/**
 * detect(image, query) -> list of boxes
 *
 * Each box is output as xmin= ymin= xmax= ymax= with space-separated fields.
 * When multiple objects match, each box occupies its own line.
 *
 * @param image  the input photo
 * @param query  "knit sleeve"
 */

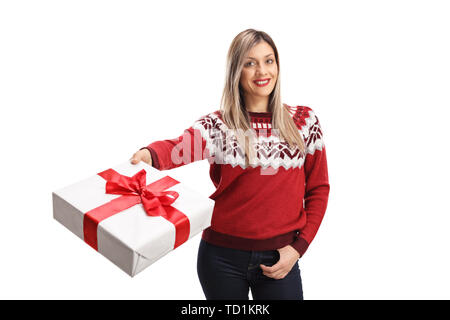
xmin=291 ymin=107 xmax=330 ymax=257
xmin=140 ymin=113 xmax=216 ymax=171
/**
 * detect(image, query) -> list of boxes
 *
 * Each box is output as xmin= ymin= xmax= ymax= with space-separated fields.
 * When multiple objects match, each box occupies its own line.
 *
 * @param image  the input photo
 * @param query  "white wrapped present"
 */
xmin=52 ymin=161 xmax=215 ymax=277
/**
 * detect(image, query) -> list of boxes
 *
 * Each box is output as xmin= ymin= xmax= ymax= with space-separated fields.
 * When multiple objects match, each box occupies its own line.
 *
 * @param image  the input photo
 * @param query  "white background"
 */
xmin=1 ymin=0 xmax=449 ymax=299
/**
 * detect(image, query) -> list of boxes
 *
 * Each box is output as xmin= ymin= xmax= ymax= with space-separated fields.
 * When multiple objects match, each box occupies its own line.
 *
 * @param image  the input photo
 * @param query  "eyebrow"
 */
xmin=246 ymin=53 xmax=274 ymax=60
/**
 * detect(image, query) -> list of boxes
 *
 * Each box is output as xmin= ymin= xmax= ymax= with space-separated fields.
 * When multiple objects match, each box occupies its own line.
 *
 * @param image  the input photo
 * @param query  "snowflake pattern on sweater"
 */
xmin=190 ymin=105 xmax=324 ymax=171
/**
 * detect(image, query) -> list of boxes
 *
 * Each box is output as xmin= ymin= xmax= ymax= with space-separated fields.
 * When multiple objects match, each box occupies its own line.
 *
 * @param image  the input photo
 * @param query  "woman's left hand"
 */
xmin=260 ymin=245 xmax=300 ymax=280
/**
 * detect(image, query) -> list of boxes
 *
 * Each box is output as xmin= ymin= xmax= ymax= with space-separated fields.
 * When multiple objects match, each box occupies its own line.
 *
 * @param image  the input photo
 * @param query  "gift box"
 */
xmin=52 ymin=161 xmax=215 ymax=277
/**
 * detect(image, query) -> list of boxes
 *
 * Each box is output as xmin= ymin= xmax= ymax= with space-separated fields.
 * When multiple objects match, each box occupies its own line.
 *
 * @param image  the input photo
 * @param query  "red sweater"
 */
xmin=142 ymin=105 xmax=329 ymax=257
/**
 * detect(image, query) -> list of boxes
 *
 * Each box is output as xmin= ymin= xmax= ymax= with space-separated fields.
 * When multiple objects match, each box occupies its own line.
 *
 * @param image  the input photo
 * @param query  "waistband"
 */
xmin=201 ymin=227 xmax=299 ymax=251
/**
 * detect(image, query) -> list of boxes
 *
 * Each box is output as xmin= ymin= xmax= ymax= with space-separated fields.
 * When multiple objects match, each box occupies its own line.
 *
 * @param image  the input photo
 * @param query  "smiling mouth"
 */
xmin=253 ymin=79 xmax=270 ymax=87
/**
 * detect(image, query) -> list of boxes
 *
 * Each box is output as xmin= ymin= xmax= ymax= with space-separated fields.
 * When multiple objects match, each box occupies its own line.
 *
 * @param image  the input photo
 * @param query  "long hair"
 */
xmin=220 ymin=28 xmax=306 ymax=167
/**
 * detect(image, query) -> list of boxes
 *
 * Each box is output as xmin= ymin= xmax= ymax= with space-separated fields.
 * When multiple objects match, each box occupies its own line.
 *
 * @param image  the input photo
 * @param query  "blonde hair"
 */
xmin=219 ymin=28 xmax=306 ymax=167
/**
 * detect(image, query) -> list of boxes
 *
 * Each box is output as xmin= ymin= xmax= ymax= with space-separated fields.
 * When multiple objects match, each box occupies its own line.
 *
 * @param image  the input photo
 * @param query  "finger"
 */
xmin=264 ymin=270 xmax=286 ymax=280
xmin=278 ymin=272 xmax=288 ymax=279
xmin=130 ymin=153 xmax=140 ymax=164
xmin=260 ymin=262 xmax=283 ymax=273
xmin=261 ymin=261 xmax=288 ymax=278
xmin=262 ymin=270 xmax=283 ymax=279
xmin=273 ymin=271 xmax=287 ymax=279
xmin=259 ymin=264 xmax=270 ymax=271
xmin=260 ymin=265 xmax=276 ymax=276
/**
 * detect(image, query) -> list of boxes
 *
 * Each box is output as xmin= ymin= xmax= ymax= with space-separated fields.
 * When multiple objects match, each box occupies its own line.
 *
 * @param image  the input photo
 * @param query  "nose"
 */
xmin=256 ymin=64 xmax=268 ymax=75
xmin=255 ymin=66 xmax=270 ymax=78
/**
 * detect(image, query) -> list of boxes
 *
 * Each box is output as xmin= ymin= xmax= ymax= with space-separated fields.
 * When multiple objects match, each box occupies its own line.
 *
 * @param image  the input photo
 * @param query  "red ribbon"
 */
xmin=83 ymin=168 xmax=190 ymax=251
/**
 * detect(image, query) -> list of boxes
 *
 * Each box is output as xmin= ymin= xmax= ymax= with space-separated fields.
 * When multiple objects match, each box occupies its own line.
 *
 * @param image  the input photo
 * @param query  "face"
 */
xmin=239 ymin=41 xmax=278 ymax=99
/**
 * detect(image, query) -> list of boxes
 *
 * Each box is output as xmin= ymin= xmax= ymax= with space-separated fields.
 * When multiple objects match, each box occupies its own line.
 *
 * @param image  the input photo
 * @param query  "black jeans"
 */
xmin=197 ymin=239 xmax=303 ymax=300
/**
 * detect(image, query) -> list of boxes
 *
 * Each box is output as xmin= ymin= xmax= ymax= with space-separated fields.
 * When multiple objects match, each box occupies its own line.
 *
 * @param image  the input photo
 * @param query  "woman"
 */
xmin=130 ymin=29 xmax=330 ymax=300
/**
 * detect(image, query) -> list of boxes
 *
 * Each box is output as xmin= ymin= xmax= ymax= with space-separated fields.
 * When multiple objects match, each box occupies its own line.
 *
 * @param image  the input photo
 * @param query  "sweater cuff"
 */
xmin=139 ymin=146 xmax=161 ymax=170
xmin=290 ymin=237 xmax=310 ymax=258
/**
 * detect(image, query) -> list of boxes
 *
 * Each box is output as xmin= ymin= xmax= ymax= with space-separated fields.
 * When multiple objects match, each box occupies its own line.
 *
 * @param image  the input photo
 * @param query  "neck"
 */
xmin=243 ymin=95 xmax=269 ymax=113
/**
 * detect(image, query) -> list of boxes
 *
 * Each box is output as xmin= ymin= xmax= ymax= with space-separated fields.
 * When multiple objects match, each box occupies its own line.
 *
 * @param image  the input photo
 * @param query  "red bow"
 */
xmin=83 ymin=168 xmax=190 ymax=251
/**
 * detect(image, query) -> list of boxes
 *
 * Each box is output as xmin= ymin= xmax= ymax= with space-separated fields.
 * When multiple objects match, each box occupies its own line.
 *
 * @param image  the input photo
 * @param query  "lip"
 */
xmin=253 ymin=78 xmax=271 ymax=87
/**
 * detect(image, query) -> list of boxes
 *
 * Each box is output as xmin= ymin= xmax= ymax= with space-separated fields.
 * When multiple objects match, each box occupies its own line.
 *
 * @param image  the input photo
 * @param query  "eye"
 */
xmin=267 ymin=58 xmax=274 ymax=64
xmin=245 ymin=61 xmax=255 ymax=67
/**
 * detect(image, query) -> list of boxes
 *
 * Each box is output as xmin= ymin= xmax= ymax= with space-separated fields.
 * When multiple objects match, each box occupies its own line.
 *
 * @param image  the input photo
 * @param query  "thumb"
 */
xmin=130 ymin=153 xmax=140 ymax=164
xmin=260 ymin=261 xmax=281 ymax=273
